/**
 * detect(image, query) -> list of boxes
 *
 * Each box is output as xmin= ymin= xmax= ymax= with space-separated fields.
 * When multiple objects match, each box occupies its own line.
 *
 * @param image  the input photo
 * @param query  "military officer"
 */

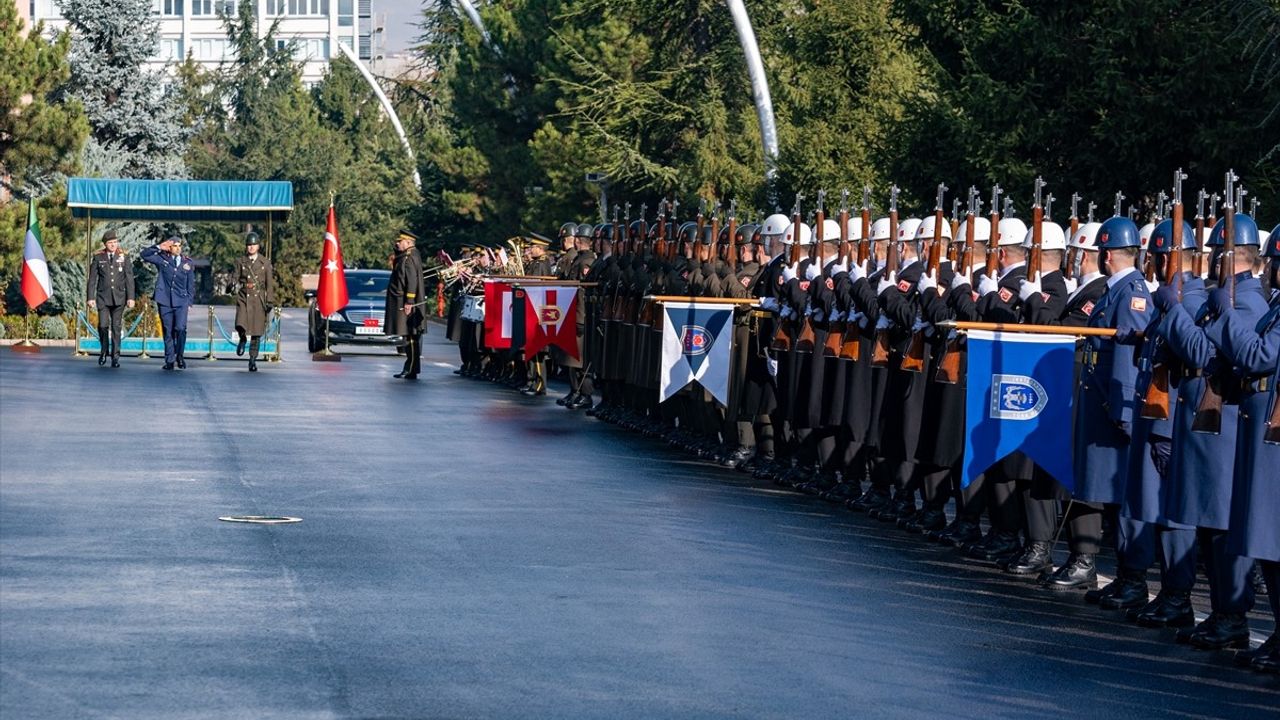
xmin=560 ymin=229 xmax=598 ymax=409
xmin=387 ymin=230 xmax=425 ymax=380
xmin=232 ymin=232 xmax=275 ymax=372
xmin=140 ymin=236 xmax=196 ymax=371
xmin=525 ymin=238 xmax=554 ymax=276
xmin=86 ymin=229 xmax=135 ymax=368
xmin=1152 ymin=212 xmax=1266 ymax=649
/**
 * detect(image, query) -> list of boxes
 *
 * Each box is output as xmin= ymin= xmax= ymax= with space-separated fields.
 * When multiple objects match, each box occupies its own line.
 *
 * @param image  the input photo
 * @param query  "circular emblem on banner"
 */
xmin=990 ymin=374 xmax=1048 ymax=420
xmin=681 ymin=325 xmax=711 ymax=355
xmin=539 ymin=305 xmax=561 ymax=325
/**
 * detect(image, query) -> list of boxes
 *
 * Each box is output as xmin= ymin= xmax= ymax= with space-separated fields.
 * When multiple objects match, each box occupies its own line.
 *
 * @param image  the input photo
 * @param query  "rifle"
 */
xmin=770 ymin=194 xmax=804 ymax=352
xmin=727 ymin=200 xmax=738 ymax=274
xmin=654 ymin=199 xmax=668 ymax=260
xmin=1141 ymin=168 xmax=1187 ymax=420
xmin=903 ymin=183 xmax=947 ymax=372
xmin=825 ymin=190 xmax=851 ymax=357
xmin=605 ymin=204 xmax=624 ymax=321
xmin=710 ymin=199 xmax=722 ymax=271
xmin=935 ymin=186 xmax=980 ymax=384
xmin=841 ymin=187 xmax=873 ymax=360
xmin=1029 ymin=177 xmax=1045 ymax=283
xmin=1193 ymin=171 xmax=1238 ymax=434
xmin=667 ymin=198 xmax=680 ymax=263
xmin=1192 ymin=190 xmax=1207 ymax=279
xmin=871 ymin=184 xmax=901 ymax=367
xmin=796 ymin=190 xmax=826 ymax=353
xmin=1065 ymin=193 xmax=1080 ymax=281
xmin=984 ymin=184 xmax=1004 ymax=284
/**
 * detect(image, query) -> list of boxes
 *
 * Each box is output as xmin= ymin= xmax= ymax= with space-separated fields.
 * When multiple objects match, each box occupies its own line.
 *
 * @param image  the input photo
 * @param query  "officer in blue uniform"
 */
xmin=1203 ymin=257 xmax=1280 ymax=672
xmin=1071 ymin=215 xmax=1154 ymax=605
xmin=1121 ymin=219 xmax=1206 ymax=627
xmin=1153 ymin=212 xmax=1267 ymax=650
xmin=140 ymin=236 xmax=197 ymax=371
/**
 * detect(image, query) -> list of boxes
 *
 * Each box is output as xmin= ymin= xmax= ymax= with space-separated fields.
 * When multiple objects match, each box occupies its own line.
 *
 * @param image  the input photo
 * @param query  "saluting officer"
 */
xmin=140 ymin=236 xmax=196 ymax=371
xmin=86 ymin=229 xmax=135 ymax=368
xmin=232 ymin=232 xmax=275 ymax=372
xmin=386 ymin=230 xmax=425 ymax=380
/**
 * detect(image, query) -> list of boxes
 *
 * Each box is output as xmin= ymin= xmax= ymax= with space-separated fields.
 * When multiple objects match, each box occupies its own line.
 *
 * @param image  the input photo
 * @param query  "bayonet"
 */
xmin=1114 ymin=191 xmax=1126 ymax=218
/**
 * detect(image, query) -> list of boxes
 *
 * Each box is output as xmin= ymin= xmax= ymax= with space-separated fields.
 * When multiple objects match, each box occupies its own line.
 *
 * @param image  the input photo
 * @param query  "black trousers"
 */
xmin=97 ymin=304 xmax=125 ymax=357
xmin=402 ymin=333 xmax=422 ymax=375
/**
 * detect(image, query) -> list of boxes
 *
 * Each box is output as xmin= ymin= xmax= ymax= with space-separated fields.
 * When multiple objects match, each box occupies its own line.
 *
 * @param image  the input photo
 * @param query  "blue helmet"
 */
xmin=1267 ymin=224 xmax=1280 ymax=258
xmin=1206 ymin=213 xmax=1259 ymax=247
xmin=1096 ymin=217 xmax=1141 ymax=249
xmin=1147 ymin=219 xmax=1195 ymax=254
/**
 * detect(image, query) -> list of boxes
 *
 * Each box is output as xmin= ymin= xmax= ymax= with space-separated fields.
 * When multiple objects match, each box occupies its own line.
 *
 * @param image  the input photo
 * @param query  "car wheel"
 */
xmin=307 ymin=314 xmax=324 ymax=353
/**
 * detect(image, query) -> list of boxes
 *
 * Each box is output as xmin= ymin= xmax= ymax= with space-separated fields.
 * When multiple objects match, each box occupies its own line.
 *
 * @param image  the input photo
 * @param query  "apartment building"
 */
xmin=25 ymin=0 xmax=384 ymax=85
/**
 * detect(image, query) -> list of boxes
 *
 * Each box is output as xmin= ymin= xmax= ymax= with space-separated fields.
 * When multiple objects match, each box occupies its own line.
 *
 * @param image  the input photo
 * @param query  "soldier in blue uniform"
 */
xmin=1203 ymin=254 xmax=1280 ymax=672
xmin=140 ymin=236 xmax=196 ymax=371
xmin=1070 ymin=215 xmax=1154 ymax=604
xmin=1152 ymin=212 xmax=1266 ymax=649
xmin=1119 ymin=219 xmax=1206 ymax=626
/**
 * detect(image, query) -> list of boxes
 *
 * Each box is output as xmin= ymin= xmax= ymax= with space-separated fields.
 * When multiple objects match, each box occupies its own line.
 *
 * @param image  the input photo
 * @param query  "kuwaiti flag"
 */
xmin=660 ymin=301 xmax=736 ymax=406
xmin=21 ymin=201 xmax=53 ymax=310
xmin=963 ymin=329 xmax=1077 ymax=491
xmin=482 ymin=279 xmax=515 ymax=349
xmin=521 ymin=285 xmax=579 ymax=361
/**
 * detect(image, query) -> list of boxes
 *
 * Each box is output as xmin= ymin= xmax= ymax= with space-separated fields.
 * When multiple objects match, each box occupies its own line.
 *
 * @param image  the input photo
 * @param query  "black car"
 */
xmin=306 ymin=269 xmax=402 ymax=352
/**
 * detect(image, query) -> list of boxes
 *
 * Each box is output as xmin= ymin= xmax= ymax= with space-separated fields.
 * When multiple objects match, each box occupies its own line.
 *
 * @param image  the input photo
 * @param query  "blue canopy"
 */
xmin=67 ymin=178 xmax=293 ymax=223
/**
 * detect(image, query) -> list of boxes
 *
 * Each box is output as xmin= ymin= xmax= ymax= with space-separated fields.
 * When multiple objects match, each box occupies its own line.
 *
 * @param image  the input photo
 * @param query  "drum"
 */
xmin=460 ymin=294 xmax=486 ymax=323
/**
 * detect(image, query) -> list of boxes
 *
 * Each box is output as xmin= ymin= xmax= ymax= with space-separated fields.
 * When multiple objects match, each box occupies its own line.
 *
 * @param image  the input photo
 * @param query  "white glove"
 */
xmin=848 ymin=261 xmax=867 ymax=283
xmin=977 ymin=274 xmax=999 ymax=297
xmin=917 ymin=273 xmax=937 ymax=295
xmin=833 ymin=310 xmax=847 ymax=322
xmin=1063 ymin=277 xmax=1079 ymax=294
xmin=805 ymin=263 xmax=821 ymax=281
xmin=950 ymin=270 xmax=972 ymax=291
xmin=877 ymin=274 xmax=896 ymax=296
xmin=779 ymin=305 xmax=794 ymax=320
xmin=1144 ymin=279 xmax=1159 ymax=293
xmin=782 ymin=263 xmax=798 ymax=282
xmin=766 ymin=355 xmax=779 ymax=377
xmin=811 ymin=310 xmax=825 ymax=322
xmin=759 ymin=297 xmax=779 ymax=312
xmin=831 ymin=261 xmax=849 ymax=275
xmin=1018 ymin=277 xmax=1042 ymax=301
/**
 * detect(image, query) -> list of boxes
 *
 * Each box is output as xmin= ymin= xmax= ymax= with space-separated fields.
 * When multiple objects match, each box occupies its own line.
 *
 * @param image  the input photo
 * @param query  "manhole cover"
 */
xmin=218 ymin=515 xmax=302 ymax=524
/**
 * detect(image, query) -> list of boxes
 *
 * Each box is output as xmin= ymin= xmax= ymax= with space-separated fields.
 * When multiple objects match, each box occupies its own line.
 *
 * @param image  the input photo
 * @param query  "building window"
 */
xmin=191 ymin=37 xmax=230 ymax=61
xmin=191 ymin=0 xmax=212 ymax=15
xmin=159 ymin=37 xmax=185 ymax=60
xmin=338 ymin=0 xmax=352 ymax=26
xmin=155 ymin=0 xmax=184 ymax=16
xmin=267 ymin=0 xmax=329 ymax=15
xmin=215 ymin=0 xmax=236 ymax=15
xmin=278 ymin=37 xmax=329 ymax=61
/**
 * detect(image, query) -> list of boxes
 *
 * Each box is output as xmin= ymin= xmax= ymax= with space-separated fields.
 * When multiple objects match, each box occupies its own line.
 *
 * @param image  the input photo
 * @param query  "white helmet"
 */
xmin=995 ymin=218 xmax=1028 ymax=247
xmin=1021 ymin=222 xmax=1067 ymax=251
xmin=1259 ymin=229 xmax=1271 ymax=247
xmin=870 ymin=218 xmax=893 ymax=241
xmin=956 ymin=216 xmax=992 ymax=244
xmin=897 ymin=218 xmax=923 ymax=243
xmin=1138 ymin=222 xmax=1156 ymax=250
xmin=916 ymin=215 xmax=953 ymax=241
xmin=843 ymin=216 xmax=865 ymax=241
xmin=1069 ymin=221 xmax=1102 ymax=251
xmin=783 ymin=222 xmax=813 ymax=246
xmin=820 ymin=218 xmax=842 ymax=243
xmin=761 ymin=213 xmax=791 ymax=237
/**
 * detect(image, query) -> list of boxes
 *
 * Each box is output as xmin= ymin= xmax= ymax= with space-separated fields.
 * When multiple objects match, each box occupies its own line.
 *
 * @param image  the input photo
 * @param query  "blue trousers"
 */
xmin=158 ymin=304 xmax=190 ymax=364
xmin=1200 ymin=527 xmax=1255 ymax=614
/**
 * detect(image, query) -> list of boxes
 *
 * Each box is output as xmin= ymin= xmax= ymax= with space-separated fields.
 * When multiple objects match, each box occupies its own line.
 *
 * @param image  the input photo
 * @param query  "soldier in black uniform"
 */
xmin=386 ymin=230 xmax=425 ymax=380
xmin=232 ymin=232 xmax=276 ymax=372
xmin=86 ymin=229 xmax=135 ymax=368
xmin=560 ymin=230 xmax=597 ymax=409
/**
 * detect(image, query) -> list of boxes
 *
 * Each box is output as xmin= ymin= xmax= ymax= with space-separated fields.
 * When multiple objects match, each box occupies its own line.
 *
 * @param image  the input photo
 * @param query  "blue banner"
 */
xmin=963 ymin=329 xmax=1078 ymax=491
xmin=660 ymin=301 xmax=735 ymax=406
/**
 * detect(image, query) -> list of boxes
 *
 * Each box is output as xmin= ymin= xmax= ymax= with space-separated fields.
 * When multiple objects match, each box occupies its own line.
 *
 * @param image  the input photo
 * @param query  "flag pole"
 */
xmin=13 ymin=307 xmax=40 ymax=353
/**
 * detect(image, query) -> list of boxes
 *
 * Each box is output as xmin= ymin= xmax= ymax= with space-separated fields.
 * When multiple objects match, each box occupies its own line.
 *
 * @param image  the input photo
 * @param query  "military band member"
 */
xmin=140 ymin=236 xmax=196 ymax=371
xmin=86 ymin=229 xmax=135 ymax=368
xmin=232 ymin=232 xmax=275 ymax=372
xmin=387 ymin=230 xmax=425 ymax=380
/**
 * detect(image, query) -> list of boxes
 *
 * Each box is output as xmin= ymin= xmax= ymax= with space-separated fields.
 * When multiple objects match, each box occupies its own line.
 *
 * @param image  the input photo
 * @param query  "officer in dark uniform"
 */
xmin=742 ymin=214 xmax=791 ymax=476
xmin=386 ymin=230 xmax=425 ymax=380
xmin=525 ymin=238 xmax=554 ymax=276
xmin=724 ymin=223 xmax=767 ymax=468
xmin=140 ymin=236 xmax=196 ymax=371
xmin=561 ymin=230 xmax=597 ymax=409
xmin=232 ymin=232 xmax=275 ymax=372
xmin=86 ymin=229 xmax=135 ymax=368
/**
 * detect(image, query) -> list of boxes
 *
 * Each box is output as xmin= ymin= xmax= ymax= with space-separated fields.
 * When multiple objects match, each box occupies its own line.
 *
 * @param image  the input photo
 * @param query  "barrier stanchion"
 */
xmin=139 ymin=301 xmax=151 ymax=359
xmin=206 ymin=306 xmax=216 ymax=360
xmin=270 ymin=307 xmax=283 ymax=362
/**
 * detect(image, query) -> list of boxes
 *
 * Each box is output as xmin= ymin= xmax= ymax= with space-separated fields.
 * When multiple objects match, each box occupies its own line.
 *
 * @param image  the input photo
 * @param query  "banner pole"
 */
xmin=941 ymin=321 xmax=1119 ymax=338
xmin=206 ymin=305 xmax=216 ymax=360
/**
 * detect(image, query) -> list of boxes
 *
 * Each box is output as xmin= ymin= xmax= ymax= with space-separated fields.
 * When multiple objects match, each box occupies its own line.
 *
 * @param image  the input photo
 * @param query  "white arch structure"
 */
xmin=725 ymin=0 xmax=779 ymax=185
xmin=335 ymin=41 xmax=422 ymax=190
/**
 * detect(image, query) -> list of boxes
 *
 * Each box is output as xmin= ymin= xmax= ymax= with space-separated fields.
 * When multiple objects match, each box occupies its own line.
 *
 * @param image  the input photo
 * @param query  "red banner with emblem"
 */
xmin=520 ymin=285 xmax=579 ymax=361
xmin=482 ymin=279 xmax=516 ymax=349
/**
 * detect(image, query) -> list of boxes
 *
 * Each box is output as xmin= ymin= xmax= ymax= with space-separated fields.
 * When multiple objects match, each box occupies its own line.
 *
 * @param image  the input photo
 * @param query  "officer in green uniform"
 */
xmin=86 ymin=229 xmax=135 ymax=368
xmin=232 ymin=232 xmax=276 ymax=372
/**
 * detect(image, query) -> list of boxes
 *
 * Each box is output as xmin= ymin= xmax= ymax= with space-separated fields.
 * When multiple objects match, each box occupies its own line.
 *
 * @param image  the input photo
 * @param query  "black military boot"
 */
xmin=1190 ymin=612 xmax=1251 ymax=650
xmin=1083 ymin=574 xmax=1123 ymax=604
xmin=968 ymin=530 xmax=1021 ymax=561
xmin=848 ymin=487 xmax=890 ymax=513
xmin=1234 ymin=633 xmax=1278 ymax=668
xmin=1251 ymin=641 xmax=1280 ymax=673
xmin=248 ymin=359 xmax=258 ymax=372
xmin=99 ymin=342 xmax=108 ymax=366
xmin=722 ymin=446 xmax=753 ymax=469
xmin=903 ymin=506 xmax=947 ymax=534
xmin=1099 ymin=569 xmax=1149 ymax=610
xmin=932 ymin=517 xmax=981 ymax=546
xmin=823 ymin=481 xmax=860 ymax=503
xmin=1044 ymin=553 xmax=1097 ymax=590
xmin=236 ymin=332 xmax=247 ymax=356
xmin=1005 ymin=541 xmax=1053 ymax=575
xmin=175 ymin=331 xmax=187 ymax=369
xmin=874 ymin=494 xmax=915 ymax=523
xmin=1134 ymin=589 xmax=1195 ymax=628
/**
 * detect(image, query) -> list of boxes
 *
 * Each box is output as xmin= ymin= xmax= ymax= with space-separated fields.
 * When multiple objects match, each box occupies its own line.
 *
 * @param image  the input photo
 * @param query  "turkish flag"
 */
xmin=317 ymin=205 xmax=348 ymax=317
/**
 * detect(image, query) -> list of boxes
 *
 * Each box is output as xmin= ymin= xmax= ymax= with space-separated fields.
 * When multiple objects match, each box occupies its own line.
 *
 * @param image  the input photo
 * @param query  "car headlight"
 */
xmin=326 ymin=312 xmax=344 ymax=321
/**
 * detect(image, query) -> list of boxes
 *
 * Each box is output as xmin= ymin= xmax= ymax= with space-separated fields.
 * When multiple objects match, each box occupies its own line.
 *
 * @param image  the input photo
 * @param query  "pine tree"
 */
xmin=0 ymin=2 xmax=89 ymax=197
xmin=60 ymin=0 xmax=188 ymax=181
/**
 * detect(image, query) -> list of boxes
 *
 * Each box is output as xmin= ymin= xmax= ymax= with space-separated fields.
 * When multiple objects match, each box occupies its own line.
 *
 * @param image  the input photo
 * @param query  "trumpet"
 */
xmin=423 ymin=253 xmax=482 ymax=283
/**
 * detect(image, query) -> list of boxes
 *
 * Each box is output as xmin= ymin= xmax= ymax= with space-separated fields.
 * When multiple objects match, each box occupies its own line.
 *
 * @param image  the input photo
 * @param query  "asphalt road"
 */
xmin=2 ymin=310 xmax=1276 ymax=719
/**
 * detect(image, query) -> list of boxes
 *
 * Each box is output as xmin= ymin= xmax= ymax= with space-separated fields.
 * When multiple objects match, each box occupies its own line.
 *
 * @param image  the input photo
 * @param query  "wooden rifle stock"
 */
xmin=1143 ymin=171 xmax=1188 ymax=420
xmin=1193 ymin=174 xmax=1236 ymax=434
xmin=903 ymin=186 xmax=947 ymax=372
xmin=841 ymin=196 xmax=872 ymax=360
xmin=796 ymin=194 xmax=825 ymax=353
xmin=826 ymin=196 xmax=850 ymax=357
xmin=872 ymin=186 xmax=900 ymax=367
